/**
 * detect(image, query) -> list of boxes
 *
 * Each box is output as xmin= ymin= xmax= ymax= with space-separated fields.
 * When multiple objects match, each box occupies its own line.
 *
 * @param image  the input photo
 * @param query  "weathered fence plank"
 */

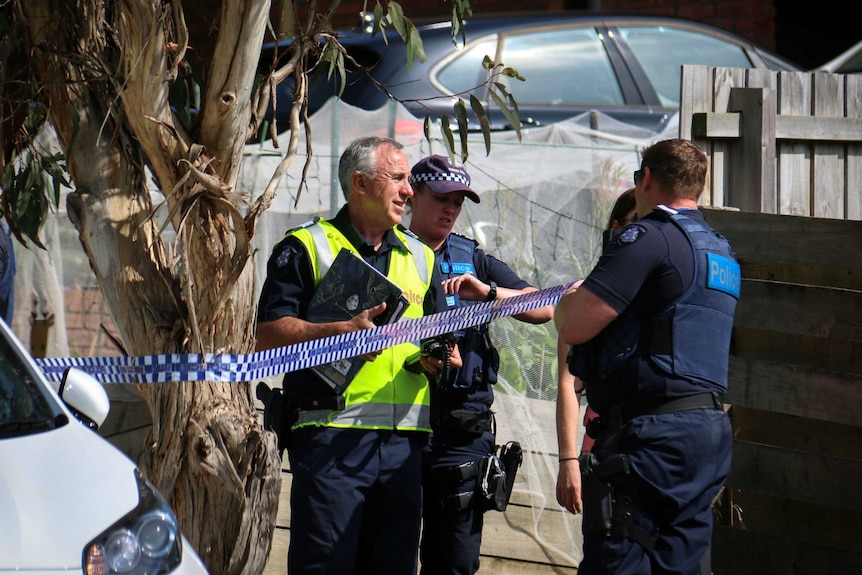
xmin=726 ymin=357 xmax=862 ymax=427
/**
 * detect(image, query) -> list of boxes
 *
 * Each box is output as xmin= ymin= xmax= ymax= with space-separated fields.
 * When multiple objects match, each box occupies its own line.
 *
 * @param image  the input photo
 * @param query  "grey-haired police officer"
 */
xmin=256 ymin=137 xmax=459 ymax=575
xmin=555 ymin=139 xmax=740 ymax=575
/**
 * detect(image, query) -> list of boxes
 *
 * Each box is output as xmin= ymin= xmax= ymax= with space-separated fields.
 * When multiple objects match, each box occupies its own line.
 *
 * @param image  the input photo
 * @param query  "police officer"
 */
xmin=256 ymin=137 xmax=460 ymax=575
xmin=408 ymin=155 xmax=553 ymax=575
xmin=555 ymin=139 xmax=740 ymax=575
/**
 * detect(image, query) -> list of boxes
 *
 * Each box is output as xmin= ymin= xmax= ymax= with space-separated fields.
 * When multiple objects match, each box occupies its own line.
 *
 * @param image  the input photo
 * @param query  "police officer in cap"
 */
xmin=408 ymin=154 xmax=553 ymax=574
xmin=555 ymin=139 xmax=740 ymax=574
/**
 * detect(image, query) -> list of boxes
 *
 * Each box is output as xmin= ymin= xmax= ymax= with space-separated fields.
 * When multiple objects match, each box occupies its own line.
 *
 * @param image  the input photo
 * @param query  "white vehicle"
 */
xmin=0 ymin=319 xmax=208 ymax=575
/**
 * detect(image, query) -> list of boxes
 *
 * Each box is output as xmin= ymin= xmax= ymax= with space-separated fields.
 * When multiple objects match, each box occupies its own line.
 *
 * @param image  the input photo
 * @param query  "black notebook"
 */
xmin=307 ymin=248 xmax=410 ymax=393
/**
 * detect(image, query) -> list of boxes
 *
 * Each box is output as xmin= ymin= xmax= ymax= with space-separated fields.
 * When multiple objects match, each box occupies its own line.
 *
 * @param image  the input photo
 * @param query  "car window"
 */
xmin=618 ymin=27 xmax=753 ymax=107
xmin=500 ymin=27 xmax=625 ymax=107
xmin=436 ymin=38 xmax=498 ymax=97
xmin=0 ymin=337 xmax=61 ymax=436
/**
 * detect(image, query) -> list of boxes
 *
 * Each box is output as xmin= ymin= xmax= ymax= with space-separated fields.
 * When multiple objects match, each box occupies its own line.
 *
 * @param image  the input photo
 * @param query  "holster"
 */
xmin=496 ymin=441 xmax=522 ymax=511
xmin=579 ymin=452 xmax=629 ymax=536
xmin=433 ymin=441 xmax=522 ymax=514
xmin=579 ymin=451 xmax=657 ymax=552
xmin=255 ymin=381 xmax=344 ymax=457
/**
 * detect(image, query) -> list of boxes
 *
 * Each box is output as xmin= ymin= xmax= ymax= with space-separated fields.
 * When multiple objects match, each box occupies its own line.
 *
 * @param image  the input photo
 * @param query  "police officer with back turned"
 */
xmin=555 ymin=139 xmax=740 ymax=575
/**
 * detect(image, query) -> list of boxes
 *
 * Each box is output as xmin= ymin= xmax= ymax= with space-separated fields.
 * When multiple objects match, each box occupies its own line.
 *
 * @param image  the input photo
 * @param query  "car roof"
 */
xmin=340 ymin=11 xmax=780 ymax=47
xmin=326 ymin=11 xmax=799 ymax=70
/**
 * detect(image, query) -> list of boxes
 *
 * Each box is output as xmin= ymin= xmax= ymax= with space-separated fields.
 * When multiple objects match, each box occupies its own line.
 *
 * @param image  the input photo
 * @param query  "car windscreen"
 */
xmin=0 ymin=335 xmax=65 ymax=438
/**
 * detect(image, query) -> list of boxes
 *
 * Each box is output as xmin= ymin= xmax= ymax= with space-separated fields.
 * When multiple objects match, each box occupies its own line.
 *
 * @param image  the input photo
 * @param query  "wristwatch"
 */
xmin=485 ymin=281 xmax=497 ymax=302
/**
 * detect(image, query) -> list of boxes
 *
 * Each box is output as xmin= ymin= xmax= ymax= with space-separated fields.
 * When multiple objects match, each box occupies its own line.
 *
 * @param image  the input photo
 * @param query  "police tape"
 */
xmin=34 ymin=282 xmax=572 ymax=384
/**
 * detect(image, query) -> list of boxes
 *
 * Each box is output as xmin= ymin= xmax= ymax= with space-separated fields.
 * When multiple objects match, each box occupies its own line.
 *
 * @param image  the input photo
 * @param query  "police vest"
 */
xmin=571 ymin=207 xmax=740 ymax=411
xmin=289 ymin=219 xmax=435 ymax=432
xmin=438 ymin=234 xmax=498 ymax=406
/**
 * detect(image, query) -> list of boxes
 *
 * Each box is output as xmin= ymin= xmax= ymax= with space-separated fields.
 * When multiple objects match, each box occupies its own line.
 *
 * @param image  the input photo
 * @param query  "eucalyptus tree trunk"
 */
xmin=17 ymin=1 xmax=281 ymax=573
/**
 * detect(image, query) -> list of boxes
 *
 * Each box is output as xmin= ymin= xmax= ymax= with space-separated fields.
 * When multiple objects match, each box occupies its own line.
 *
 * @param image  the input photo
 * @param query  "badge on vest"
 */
xmin=706 ymin=253 xmax=741 ymax=298
xmin=614 ymin=224 xmax=647 ymax=246
xmin=441 ymin=261 xmax=476 ymax=275
xmin=276 ymin=245 xmax=299 ymax=267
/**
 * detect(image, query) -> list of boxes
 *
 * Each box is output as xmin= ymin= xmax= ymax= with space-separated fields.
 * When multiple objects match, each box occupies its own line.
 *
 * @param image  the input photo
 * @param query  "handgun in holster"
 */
xmin=480 ymin=441 xmax=523 ymax=512
xmin=579 ymin=451 xmax=632 ymax=536
xmin=498 ymin=441 xmax=523 ymax=511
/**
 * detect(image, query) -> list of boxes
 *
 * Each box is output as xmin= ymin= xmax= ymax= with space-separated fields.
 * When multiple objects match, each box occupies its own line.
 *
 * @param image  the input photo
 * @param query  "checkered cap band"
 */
xmin=410 ymin=171 xmax=471 ymax=186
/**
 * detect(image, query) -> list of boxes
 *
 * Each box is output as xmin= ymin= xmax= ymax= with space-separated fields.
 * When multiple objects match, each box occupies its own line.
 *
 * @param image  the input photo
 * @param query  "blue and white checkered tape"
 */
xmin=34 ymin=283 xmax=572 ymax=384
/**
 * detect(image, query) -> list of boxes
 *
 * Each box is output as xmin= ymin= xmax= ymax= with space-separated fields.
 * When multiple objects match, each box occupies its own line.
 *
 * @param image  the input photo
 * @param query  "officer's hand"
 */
xmin=556 ymin=458 xmax=583 ymax=515
xmin=350 ymin=303 xmax=385 ymax=362
xmin=442 ymin=274 xmax=485 ymax=302
xmin=417 ymin=341 xmax=462 ymax=375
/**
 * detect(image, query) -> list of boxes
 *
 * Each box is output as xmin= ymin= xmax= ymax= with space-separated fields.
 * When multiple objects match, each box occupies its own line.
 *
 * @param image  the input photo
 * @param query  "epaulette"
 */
xmin=450 ymin=231 xmax=479 ymax=245
xmin=285 ymin=217 xmax=321 ymax=236
xmin=399 ymin=225 xmax=422 ymax=240
xmin=652 ymin=205 xmax=677 ymax=222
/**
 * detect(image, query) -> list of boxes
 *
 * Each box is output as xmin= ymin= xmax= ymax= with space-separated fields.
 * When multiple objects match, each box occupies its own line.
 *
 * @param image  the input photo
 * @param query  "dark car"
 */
xmin=262 ymin=12 xmax=800 ymax=133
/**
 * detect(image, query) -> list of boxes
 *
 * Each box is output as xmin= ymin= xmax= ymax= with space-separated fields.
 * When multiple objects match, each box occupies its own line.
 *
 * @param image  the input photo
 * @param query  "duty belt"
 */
xmin=621 ymin=392 xmax=722 ymax=421
xmin=435 ymin=409 xmax=493 ymax=434
xmin=587 ymin=392 xmax=722 ymax=439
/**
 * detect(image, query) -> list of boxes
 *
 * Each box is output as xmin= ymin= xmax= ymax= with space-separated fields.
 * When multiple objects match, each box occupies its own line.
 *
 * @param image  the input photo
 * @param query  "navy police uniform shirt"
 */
xmin=432 ymin=234 xmax=531 ymax=414
xmin=580 ymin=206 xmax=703 ymax=398
xmin=437 ymin=239 xmax=531 ymax=303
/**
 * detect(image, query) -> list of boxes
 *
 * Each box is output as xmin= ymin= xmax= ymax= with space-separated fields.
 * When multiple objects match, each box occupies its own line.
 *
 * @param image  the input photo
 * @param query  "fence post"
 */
xmin=727 ymin=87 xmax=777 ymax=213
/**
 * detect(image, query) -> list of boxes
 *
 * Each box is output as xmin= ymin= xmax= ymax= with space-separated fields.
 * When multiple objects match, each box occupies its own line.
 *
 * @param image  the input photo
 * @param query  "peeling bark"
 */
xmin=14 ymin=1 xmax=281 ymax=573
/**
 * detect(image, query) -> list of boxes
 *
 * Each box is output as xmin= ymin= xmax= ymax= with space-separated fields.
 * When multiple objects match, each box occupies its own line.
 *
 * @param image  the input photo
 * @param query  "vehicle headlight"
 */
xmin=84 ymin=469 xmax=184 ymax=575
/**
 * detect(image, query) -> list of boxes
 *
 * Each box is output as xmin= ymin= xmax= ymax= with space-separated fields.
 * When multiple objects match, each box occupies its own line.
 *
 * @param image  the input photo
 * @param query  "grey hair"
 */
xmin=338 ymin=137 xmax=404 ymax=200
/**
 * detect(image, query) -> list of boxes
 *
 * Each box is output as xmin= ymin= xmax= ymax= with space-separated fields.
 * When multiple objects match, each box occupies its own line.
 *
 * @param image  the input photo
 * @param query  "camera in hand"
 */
xmin=421 ymin=332 xmax=458 ymax=360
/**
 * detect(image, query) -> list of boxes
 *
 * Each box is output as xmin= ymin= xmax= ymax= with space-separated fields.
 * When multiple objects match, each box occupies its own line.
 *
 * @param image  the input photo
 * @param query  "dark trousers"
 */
xmin=420 ymin=431 xmax=495 ymax=575
xmin=288 ymin=426 xmax=425 ymax=575
xmin=579 ymin=408 xmax=732 ymax=575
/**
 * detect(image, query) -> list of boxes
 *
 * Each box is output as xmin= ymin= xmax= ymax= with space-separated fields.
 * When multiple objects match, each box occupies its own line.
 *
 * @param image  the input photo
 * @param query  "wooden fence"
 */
xmin=681 ymin=65 xmax=862 ymax=574
xmin=680 ymin=64 xmax=862 ymax=220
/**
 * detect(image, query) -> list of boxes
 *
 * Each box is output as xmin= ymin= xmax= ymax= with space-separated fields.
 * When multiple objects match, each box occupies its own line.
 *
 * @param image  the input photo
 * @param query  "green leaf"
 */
xmin=322 ymin=40 xmax=346 ymax=96
xmin=502 ymin=66 xmax=526 ymax=81
xmin=423 ymin=115 xmax=432 ymax=144
xmin=404 ymin=23 xmax=427 ymax=73
xmin=469 ymin=95 xmax=492 ymax=155
xmin=372 ymin=4 xmax=384 ymax=37
xmin=482 ymin=55 xmax=494 ymax=70
xmin=388 ymin=1 xmax=407 ymax=38
xmin=489 ymin=86 xmax=521 ymax=140
xmin=450 ymin=0 xmax=470 ymax=46
xmin=454 ymin=99 xmax=469 ymax=161
xmin=440 ymin=115 xmax=456 ymax=160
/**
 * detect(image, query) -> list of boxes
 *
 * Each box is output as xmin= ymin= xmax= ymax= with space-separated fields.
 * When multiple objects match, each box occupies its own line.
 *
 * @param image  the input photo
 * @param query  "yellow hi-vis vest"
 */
xmin=290 ymin=219 xmax=434 ymax=432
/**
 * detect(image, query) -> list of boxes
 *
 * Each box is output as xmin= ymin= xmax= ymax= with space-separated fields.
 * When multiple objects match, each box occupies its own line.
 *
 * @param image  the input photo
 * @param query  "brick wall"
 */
xmin=328 ymin=0 xmax=777 ymax=52
xmin=600 ymin=0 xmax=776 ymax=50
